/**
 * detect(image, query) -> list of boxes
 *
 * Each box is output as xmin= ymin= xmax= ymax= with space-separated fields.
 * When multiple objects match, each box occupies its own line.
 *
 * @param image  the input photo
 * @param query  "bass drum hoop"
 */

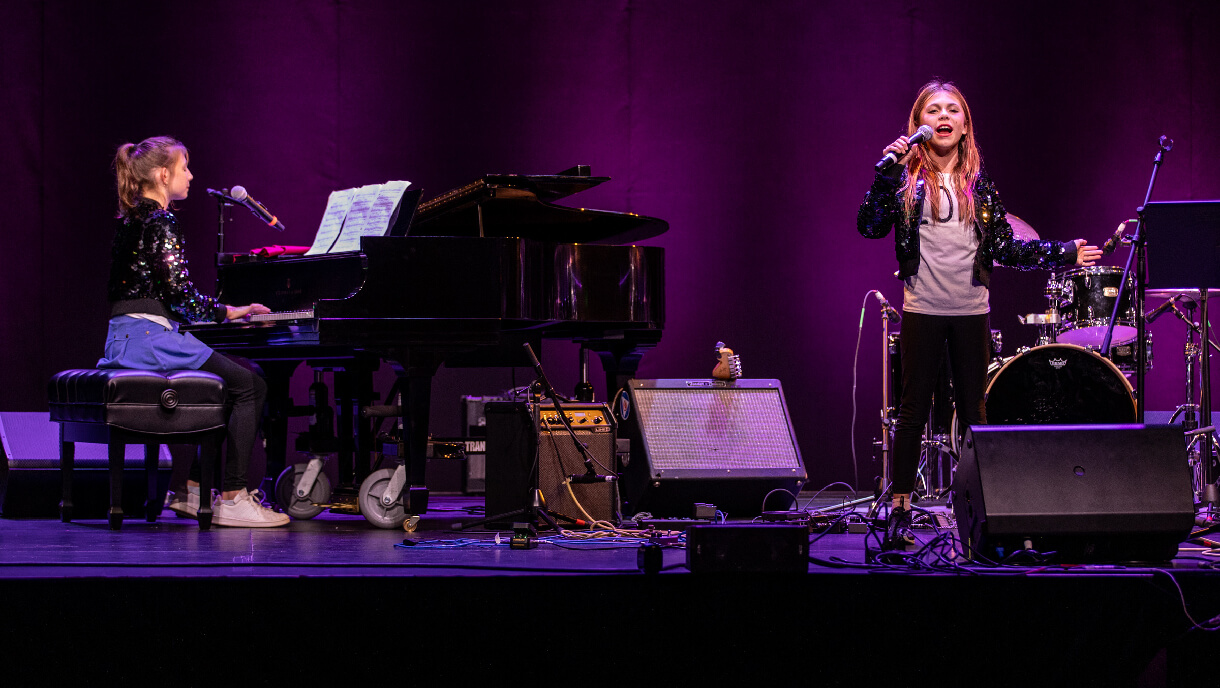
xmin=950 ymin=343 xmax=1135 ymax=455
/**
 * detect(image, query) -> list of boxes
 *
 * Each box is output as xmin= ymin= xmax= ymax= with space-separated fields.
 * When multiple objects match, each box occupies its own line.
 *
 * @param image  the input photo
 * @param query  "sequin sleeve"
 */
xmin=857 ymin=168 xmax=904 ymax=239
xmin=979 ymin=175 xmax=1078 ymax=270
xmin=146 ymin=210 xmax=227 ymax=323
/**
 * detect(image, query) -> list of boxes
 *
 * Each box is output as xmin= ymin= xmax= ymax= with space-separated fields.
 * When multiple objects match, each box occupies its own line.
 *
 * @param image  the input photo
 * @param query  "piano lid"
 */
xmin=413 ymin=167 xmax=668 ymax=245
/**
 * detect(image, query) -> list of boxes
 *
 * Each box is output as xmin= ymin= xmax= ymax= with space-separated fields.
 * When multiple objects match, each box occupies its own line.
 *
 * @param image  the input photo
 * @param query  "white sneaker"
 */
xmin=212 ymin=489 xmax=290 ymax=528
xmin=166 ymin=487 xmax=201 ymax=519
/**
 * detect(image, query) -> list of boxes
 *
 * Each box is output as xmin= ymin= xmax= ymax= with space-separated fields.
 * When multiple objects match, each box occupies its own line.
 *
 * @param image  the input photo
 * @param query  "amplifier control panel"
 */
xmin=539 ymin=404 xmax=613 ymax=430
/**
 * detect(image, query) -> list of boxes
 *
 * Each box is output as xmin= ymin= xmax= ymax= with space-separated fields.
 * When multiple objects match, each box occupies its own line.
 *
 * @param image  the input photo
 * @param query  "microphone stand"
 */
xmin=1099 ymin=136 xmax=1173 ymax=422
xmin=866 ymin=294 xmax=900 ymax=520
xmin=207 ymin=188 xmax=237 ymax=256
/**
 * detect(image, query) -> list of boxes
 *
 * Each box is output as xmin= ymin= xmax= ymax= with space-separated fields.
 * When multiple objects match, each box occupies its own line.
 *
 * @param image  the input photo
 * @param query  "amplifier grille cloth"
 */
xmin=632 ymin=388 xmax=800 ymax=470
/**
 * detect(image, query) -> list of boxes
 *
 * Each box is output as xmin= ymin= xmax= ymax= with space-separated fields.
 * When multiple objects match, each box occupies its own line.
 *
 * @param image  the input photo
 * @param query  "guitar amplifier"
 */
xmin=484 ymin=401 xmax=620 ymax=527
xmin=616 ymin=379 xmax=806 ymax=516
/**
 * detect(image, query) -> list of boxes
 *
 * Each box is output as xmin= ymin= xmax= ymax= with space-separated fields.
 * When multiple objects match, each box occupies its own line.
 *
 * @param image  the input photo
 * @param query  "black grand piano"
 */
xmin=184 ymin=168 xmax=666 ymax=527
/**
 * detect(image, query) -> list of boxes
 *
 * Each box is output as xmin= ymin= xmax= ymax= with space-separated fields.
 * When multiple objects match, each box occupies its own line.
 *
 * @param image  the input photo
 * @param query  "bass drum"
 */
xmin=951 ymin=343 xmax=1136 ymax=454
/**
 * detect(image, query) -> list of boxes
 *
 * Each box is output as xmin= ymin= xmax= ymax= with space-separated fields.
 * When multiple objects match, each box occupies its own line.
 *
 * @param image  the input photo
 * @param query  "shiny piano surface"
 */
xmin=185 ymin=170 xmax=666 ymax=519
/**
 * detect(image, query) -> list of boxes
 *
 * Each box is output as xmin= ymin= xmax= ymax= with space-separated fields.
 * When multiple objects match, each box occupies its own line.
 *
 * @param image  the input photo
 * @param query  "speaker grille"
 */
xmin=631 ymin=387 xmax=801 ymax=471
xmin=537 ymin=429 xmax=618 ymax=523
xmin=1 ymin=412 xmax=171 ymax=469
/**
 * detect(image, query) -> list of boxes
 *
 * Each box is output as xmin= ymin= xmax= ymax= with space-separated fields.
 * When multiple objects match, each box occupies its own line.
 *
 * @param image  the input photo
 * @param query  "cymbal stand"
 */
xmin=1165 ymin=299 xmax=1220 ymax=500
xmin=914 ymin=348 xmax=955 ymax=504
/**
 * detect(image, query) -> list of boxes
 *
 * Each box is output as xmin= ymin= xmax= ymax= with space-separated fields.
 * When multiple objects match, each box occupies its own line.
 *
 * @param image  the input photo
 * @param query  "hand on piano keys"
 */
xmin=225 ymin=303 xmax=271 ymax=322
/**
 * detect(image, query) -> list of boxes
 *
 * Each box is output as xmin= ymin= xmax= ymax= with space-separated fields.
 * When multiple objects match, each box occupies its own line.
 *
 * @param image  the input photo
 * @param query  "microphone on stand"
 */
xmin=1145 ymin=294 xmax=1184 ymax=324
xmin=876 ymin=125 xmax=935 ymax=171
xmin=230 ymin=186 xmax=286 ymax=231
xmin=873 ymin=291 xmax=902 ymax=324
xmin=1101 ymin=219 xmax=1139 ymax=255
xmin=206 ymin=188 xmax=239 ymax=203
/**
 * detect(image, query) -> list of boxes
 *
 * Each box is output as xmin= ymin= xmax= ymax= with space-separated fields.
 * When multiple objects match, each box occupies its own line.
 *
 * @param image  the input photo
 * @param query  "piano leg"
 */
xmin=332 ymin=358 xmax=378 ymax=490
xmin=258 ymin=360 xmax=301 ymax=496
xmin=333 ymin=370 xmax=355 ymax=489
xmin=385 ymin=356 xmax=439 ymax=516
xmin=399 ymin=373 xmax=431 ymax=514
xmin=353 ymin=368 xmax=377 ymax=486
xmin=586 ymin=332 xmax=663 ymax=401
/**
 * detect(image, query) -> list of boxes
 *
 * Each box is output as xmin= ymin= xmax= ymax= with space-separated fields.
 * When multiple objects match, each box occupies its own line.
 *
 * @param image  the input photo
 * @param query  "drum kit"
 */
xmin=879 ymin=244 xmax=1218 ymax=503
xmin=869 ymin=139 xmax=1220 ymax=509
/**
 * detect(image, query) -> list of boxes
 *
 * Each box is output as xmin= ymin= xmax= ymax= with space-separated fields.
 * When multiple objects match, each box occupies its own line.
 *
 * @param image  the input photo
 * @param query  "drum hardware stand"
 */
xmin=914 ymin=432 xmax=954 ymax=504
xmin=867 ymin=293 xmax=900 ymax=520
xmin=1018 ymin=278 xmax=1062 ymax=346
xmin=1161 ymin=297 xmax=1220 ymax=502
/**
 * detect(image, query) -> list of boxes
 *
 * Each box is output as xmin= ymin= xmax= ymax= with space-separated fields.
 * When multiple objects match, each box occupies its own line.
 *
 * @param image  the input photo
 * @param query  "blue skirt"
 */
xmin=97 ymin=316 xmax=214 ymax=371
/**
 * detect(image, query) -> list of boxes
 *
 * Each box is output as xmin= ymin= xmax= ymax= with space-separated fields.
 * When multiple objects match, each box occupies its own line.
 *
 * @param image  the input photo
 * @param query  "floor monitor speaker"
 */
xmin=953 ymin=424 xmax=1195 ymax=563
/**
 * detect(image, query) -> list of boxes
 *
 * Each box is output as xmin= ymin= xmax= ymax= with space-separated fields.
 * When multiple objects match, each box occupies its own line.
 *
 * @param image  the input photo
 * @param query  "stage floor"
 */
xmin=2 ymin=493 xmax=1219 ymax=686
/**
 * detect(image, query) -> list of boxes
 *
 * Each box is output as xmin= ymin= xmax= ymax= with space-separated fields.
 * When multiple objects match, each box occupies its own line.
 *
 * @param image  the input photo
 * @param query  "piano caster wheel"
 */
xmin=274 ymin=464 xmax=331 ymax=520
xmin=358 ymin=468 xmax=409 ymax=530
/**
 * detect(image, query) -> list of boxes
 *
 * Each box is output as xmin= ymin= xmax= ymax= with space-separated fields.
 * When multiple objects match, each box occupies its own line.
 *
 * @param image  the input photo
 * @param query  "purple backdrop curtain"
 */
xmin=3 ymin=0 xmax=1217 ymax=490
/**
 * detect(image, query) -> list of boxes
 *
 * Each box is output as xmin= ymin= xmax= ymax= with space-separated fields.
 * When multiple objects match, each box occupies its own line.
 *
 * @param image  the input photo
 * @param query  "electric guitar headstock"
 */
xmin=712 ymin=341 xmax=743 ymax=380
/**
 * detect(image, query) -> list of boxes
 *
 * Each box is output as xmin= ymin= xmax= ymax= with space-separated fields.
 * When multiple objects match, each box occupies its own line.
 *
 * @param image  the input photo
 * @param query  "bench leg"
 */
xmin=107 ymin=441 xmax=125 ymax=530
xmin=59 ymin=426 xmax=74 ymax=523
xmin=144 ymin=444 xmax=160 ymax=522
xmin=197 ymin=434 xmax=218 ymax=531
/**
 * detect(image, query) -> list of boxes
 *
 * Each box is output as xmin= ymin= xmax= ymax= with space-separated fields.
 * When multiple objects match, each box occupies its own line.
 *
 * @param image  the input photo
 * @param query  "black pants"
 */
xmin=186 ymin=352 xmax=268 ymax=493
xmin=892 ymin=311 xmax=990 ymax=495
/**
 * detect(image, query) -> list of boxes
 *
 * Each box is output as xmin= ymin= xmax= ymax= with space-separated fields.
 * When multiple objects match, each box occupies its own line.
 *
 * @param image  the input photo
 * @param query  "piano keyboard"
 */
xmin=248 ymin=309 xmax=314 ymax=322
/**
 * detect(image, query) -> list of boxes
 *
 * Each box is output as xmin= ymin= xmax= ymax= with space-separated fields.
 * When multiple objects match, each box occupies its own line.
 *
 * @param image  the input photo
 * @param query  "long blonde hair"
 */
xmin=113 ymin=136 xmax=188 ymax=218
xmin=900 ymin=80 xmax=982 ymax=224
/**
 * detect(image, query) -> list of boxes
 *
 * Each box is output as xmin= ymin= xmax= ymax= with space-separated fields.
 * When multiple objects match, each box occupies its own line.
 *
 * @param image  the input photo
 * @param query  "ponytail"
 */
xmin=113 ymin=136 xmax=188 ymax=218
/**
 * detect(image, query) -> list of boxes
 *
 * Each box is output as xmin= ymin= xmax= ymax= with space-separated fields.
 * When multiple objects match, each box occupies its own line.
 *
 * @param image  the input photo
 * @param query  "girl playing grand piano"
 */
xmin=101 ymin=135 xmax=288 ymax=527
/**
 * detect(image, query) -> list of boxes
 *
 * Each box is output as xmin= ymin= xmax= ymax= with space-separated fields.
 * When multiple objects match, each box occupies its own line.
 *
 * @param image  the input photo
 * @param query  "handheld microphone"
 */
xmin=229 ymin=186 xmax=286 ymax=231
xmin=1146 ymin=294 xmax=1184 ymax=323
xmin=876 ymin=125 xmax=934 ymax=171
xmin=873 ymin=291 xmax=902 ymax=324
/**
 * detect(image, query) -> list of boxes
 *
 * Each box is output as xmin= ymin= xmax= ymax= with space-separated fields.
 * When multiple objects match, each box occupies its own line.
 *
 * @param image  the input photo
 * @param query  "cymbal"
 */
xmin=1008 ymin=214 xmax=1039 ymax=242
xmin=1146 ymin=288 xmax=1220 ymax=298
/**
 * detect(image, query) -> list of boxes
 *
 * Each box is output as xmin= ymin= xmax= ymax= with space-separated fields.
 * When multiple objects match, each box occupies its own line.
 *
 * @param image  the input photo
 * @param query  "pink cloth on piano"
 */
xmin=250 ymin=245 xmax=310 ymax=257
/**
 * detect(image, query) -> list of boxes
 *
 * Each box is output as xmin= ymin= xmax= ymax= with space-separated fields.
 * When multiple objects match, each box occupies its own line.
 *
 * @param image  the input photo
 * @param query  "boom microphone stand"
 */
xmin=1099 ymin=135 xmax=1173 ymax=421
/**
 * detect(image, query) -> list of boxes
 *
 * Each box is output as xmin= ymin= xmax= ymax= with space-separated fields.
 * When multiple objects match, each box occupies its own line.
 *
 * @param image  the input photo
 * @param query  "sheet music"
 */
xmin=328 ymin=181 xmax=411 ymax=253
xmin=373 ymin=180 xmax=411 ymax=235
xmin=306 ymin=188 xmax=357 ymax=255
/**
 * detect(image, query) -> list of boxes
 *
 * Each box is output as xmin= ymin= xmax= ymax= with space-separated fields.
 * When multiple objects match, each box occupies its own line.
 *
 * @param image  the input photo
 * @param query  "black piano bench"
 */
xmin=48 ymin=369 xmax=227 ymax=530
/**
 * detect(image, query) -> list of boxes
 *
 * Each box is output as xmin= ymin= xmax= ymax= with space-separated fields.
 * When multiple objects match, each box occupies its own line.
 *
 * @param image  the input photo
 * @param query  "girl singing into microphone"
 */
xmin=102 ymin=135 xmax=288 ymax=527
xmin=857 ymin=81 xmax=1103 ymax=550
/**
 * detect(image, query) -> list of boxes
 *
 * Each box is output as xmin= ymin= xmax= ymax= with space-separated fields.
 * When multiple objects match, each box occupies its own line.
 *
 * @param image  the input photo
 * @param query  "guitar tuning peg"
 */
xmin=712 ymin=342 xmax=742 ymax=381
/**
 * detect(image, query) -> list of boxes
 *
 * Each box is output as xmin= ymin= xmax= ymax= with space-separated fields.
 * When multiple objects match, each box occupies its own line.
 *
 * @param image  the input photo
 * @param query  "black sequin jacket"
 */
xmin=107 ymin=197 xmax=226 ymax=324
xmin=856 ymin=167 xmax=1077 ymax=287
